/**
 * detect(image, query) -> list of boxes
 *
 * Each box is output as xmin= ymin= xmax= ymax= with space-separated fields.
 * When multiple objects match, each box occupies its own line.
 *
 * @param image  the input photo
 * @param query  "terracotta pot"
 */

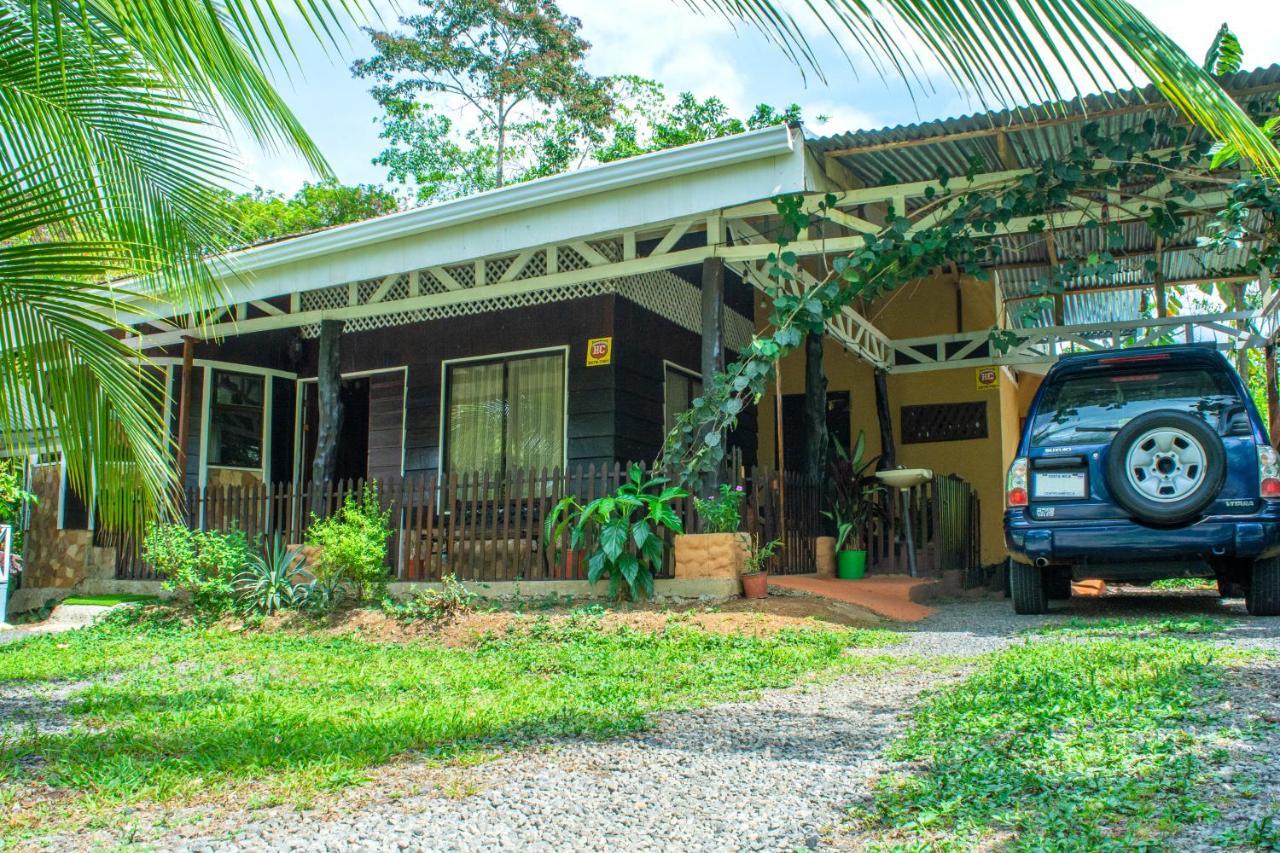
xmin=741 ymin=571 xmax=768 ymax=599
xmin=815 ymin=536 xmax=837 ymax=577
xmin=557 ymin=549 xmax=587 ymax=580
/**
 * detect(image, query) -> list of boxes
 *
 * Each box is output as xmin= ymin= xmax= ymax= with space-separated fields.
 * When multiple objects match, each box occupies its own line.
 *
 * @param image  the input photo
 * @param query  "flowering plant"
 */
xmin=693 ymin=483 xmax=744 ymax=533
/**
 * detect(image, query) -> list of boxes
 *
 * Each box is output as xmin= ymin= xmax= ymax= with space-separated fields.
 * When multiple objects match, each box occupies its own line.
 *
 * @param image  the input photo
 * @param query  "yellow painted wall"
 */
xmin=755 ymin=274 xmax=1039 ymax=566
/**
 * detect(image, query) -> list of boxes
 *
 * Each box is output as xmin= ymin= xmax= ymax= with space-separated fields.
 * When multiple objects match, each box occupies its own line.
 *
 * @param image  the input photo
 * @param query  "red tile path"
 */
xmin=768 ymin=573 xmax=939 ymax=622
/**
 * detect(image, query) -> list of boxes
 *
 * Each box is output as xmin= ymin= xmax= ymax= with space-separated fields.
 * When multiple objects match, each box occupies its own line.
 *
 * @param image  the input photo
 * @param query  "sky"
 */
xmin=238 ymin=0 xmax=1280 ymax=195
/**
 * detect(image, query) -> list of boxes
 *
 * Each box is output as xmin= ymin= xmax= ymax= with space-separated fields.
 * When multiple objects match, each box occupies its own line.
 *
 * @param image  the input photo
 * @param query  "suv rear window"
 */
xmin=1031 ymin=366 xmax=1240 ymax=446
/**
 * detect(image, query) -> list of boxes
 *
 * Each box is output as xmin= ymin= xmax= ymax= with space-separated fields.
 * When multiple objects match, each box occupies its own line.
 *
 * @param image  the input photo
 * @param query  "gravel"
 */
xmin=14 ymin=589 xmax=1280 ymax=852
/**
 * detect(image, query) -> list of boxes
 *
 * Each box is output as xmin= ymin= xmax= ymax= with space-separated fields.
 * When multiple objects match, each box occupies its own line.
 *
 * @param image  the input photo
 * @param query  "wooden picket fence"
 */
xmin=112 ymin=463 xmax=827 ymax=582
xmin=863 ymin=474 xmax=981 ymax=577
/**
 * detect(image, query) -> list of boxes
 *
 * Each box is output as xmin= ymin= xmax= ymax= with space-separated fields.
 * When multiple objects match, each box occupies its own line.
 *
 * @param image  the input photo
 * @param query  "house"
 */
xmin=11 ymin=65 xmax=1280 ymax=604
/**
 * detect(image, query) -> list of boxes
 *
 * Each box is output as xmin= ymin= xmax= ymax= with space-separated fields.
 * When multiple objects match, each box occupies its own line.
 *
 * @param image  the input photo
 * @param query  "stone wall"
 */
xmin=17 ymin=464 xmax=115 ymax=592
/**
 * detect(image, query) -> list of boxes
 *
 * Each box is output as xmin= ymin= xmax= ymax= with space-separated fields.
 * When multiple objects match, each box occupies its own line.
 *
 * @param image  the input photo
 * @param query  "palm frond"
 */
xmin=687 ymin=0 xmax=1280 ymax=175
xmin=1203 ymin=24 xmax=1242 ymax=77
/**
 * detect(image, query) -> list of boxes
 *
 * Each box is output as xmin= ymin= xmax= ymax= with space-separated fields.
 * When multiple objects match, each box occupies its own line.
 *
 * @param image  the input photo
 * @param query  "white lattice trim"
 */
xmin=299 ymin=267 xmax=752 ymax=351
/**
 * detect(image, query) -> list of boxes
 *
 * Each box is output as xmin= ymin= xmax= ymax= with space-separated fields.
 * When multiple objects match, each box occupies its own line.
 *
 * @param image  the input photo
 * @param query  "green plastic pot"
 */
xmin=836 ymin=550 xmax=867 ymax=580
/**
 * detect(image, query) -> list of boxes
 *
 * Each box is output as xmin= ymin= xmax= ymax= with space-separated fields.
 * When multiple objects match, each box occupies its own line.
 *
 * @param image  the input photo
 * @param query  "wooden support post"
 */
xmin=310 ymin=320 xmax=344 ymax=492
xmin=1231 ymin=282 xmax=1249 ymax=379
xmin=174 ymin=335 xmax=196 ymax=508
xmin=1154 ymin=237 xmax=1168 ymax=318
xmin=802 ymin=330 xmax=828 ymax=481
xmin=701 ymin=257 xmax=725 ymax=485
xmin=873 ymin=368 xmax=896 ymax=470
xmin=1267 ymin=344 xmax=1279 ymax=447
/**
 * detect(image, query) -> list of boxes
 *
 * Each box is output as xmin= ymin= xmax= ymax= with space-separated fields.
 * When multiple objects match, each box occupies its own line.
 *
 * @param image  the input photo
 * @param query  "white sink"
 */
xmin=876 ymin=468 xmax=934 ymax=489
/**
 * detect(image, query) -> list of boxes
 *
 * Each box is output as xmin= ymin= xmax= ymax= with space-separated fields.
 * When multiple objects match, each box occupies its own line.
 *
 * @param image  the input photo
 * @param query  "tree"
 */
xmin=224 ymin=180 xmax=401 ymax=246
xmin=353 ymin=0 xmax=613 ymax=203
xmin=0 ymin=0 xmax=366 ymax=531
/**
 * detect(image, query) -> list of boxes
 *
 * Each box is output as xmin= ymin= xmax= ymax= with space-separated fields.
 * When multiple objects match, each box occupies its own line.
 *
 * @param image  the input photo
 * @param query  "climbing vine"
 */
xmin=658 ymin=115 xmax=1280 ymax=488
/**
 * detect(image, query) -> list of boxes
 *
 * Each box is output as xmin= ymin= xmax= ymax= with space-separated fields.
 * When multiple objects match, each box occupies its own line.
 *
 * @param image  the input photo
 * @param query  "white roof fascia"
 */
xmin=191 ymin=124 xmax=804 ymax=309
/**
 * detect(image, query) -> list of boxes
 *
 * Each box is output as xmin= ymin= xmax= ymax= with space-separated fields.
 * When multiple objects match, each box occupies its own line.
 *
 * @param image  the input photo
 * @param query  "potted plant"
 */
xmin=740 ymin=536 xmax=781 ymax=599
xmin=674 ymin=483 xmax=750 ymax=580
xmin=823 ymin=432 xmax=884 ymax=580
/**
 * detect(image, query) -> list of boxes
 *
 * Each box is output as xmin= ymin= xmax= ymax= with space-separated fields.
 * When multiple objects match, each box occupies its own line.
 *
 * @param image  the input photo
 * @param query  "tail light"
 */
xmin=1007 ymin=457 xmax=1029 ymax=507
xmin=1259 ymin=446 xmax=1280 ymax=498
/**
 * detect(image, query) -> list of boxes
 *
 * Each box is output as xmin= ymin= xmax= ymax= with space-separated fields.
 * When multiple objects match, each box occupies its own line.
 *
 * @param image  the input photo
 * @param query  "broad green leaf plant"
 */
xmin=0 ymin=0 xmax=368 ymax=533
xmin=545 ymin=465 xmax=686 ymax=600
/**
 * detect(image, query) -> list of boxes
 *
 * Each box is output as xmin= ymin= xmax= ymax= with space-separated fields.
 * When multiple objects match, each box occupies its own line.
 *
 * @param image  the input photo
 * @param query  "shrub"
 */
xmin=693 ymin=483 xmax=743 ymax=533
xmin=305 ymin=488 xmax=392 ymax=601
xmin=386 ymin=574 xmax=478 ymax=622
xmin=234 ymin=535 xmax=310 ymax=616
xmin=142 ymin=523 xmax=250 ymax=614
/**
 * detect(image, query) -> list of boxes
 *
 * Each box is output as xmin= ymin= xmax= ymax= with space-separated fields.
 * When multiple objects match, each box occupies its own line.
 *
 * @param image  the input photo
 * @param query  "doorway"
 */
xmin=299 ymin=377 xmax=370 ymax=482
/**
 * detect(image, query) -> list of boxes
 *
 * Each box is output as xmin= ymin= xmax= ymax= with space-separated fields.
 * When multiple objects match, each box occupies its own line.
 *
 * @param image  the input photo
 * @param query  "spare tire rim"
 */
xmin=1124 ymin=427 xmax=1208 ymax=502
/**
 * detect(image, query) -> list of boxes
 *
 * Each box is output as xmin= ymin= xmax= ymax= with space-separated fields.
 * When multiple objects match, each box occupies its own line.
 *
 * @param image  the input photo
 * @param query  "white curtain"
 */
xmin=446 ymin=353 xmax=563 ymax=474
xmin=446 ymin=361 xmax=504 ymax=474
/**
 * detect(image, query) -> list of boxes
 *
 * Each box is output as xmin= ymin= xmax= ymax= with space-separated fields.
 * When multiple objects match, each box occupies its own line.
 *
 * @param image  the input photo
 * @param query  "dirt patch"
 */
xmin=247 ymin=595 xmax=882 ymax=647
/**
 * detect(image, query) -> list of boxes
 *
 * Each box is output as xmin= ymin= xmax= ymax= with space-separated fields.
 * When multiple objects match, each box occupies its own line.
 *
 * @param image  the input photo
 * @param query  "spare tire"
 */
xmin=1104 ymin=410 xmax=1225 ymax=525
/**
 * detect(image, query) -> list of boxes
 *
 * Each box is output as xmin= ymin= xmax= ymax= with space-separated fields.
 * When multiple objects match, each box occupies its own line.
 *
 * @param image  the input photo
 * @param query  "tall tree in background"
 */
xmin=353 ymin=0 xmax=613 ymax=203
xmin=224 ymin=180 xmax=401 ymax=246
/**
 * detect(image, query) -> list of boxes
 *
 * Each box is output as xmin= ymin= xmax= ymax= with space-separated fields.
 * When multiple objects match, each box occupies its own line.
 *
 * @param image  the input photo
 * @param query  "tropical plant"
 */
xmin=305 ymin=488 xmax=393 ymax=601
xmin=693 ymin=483 xmax=745 ymax=533
xmin=0 ymin=460 xmax=35 ymax=555
xmin=545 ymin=465 xmax=686 ymax=601
xmin=741 ymin=536 xmax=782 ymax=577
xmin=142 ymin=523 xmax=251 ymax=614
xmin=823 ymin=433 xmax=884 ymax=552
xmin=695 ymin=1 xmax=1280 ymax=176
xmin=386 ymin=574 xmax=478 ymax=622
xmin=0 ymin=0 xmax=366 ymax=534
xmin=234 ymin=535 xmax=310 ymax=616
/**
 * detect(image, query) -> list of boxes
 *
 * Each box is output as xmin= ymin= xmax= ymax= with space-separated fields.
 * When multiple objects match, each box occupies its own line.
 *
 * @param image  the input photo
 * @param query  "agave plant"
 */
xmin=234 ymin=535 xmax=310 ymax=616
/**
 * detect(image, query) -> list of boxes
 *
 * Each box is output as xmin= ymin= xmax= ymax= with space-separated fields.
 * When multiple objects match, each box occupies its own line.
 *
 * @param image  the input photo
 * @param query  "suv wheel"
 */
xmin=1247 ymin=557 xmax=1280 ymax=616
xmin=1011 ymin=562 xmax=1049 ymax=614
xmin=1104 ymin=410 xmax=1226 ymax=525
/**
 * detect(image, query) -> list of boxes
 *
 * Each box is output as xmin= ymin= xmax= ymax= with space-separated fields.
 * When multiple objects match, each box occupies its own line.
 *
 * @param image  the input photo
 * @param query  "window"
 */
xmin=901 ymin=401 xmax=988 ymax=444
xmin=208 ymin=370 xmax=264 ymax=467
xmin=1030 ymin=367 xmax=1238 ymax=447
xmin=445 ymin=351 xmax=565 ymax=474
xmin=664 ymin=364 xmax=702 ymax=435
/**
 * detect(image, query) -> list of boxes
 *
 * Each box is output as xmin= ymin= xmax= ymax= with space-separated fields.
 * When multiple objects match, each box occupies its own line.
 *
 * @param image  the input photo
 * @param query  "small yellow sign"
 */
xmin=586 ymin=337 xmax=612 ymax=367
xmin=976 ymin=365 xmax=1000 ymax=391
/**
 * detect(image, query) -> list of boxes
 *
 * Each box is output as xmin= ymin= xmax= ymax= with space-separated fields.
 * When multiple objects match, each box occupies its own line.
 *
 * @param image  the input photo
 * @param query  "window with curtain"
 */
xmin=445 ymin=351 xmax=565 ymax=475
xmin=664 ymin=364 xmax=702 ymax=435
xmin=208 ymin=370 xmax=264 ymax=468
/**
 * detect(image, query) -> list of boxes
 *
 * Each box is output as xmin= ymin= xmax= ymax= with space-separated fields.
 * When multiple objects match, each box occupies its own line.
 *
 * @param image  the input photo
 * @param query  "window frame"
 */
xmin=438 ymin=345 xmax=570 ymax=477
xmin=662 ymin=360 xmax=702 ymax=438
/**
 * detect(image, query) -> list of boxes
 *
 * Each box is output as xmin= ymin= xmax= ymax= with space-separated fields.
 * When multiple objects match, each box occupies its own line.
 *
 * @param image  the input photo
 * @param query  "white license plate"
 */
xmin=1034 ymin=471 xmax=1086 ymax=499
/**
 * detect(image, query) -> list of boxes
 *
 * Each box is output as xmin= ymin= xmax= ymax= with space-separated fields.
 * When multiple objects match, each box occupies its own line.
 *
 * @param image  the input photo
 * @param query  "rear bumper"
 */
xmin=1004 ymin=509 xmax=1280 ymax=566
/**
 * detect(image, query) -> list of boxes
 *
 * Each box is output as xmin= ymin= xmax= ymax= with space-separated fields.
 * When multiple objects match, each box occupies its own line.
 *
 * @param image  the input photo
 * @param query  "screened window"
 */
xmin=208 ymin=370 xmax=264 ymax=468
xmin=664 ymin=365 xmax=702 ymax=435
xmin=445 ymin=351 xmax=565 ymax=475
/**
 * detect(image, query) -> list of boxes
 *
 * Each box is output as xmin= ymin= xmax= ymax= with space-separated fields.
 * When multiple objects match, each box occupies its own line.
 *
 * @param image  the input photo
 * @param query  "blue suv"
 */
xmin=1004 ymin=345 xmax=1280 ymax=616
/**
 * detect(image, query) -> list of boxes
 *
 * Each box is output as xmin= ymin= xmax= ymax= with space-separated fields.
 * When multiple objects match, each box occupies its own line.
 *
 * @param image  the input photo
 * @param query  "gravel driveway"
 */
xmin=19 ymin=589 xmax=1280 ymax=852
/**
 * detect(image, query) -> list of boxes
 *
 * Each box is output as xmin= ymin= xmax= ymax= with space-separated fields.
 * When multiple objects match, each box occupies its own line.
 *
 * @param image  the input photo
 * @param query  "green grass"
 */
xmin=1033 ymin=615 xmax=1228 ymax=637
xmin=57 ymin=594 xmax=158 ymax=606
xmin=1150 ymin=578 xmax=1216 ymax=591
xmin=854 ymin=637 xmax=1229 ymax=850
xmin=0 ymin=608 xmax=898 ymax=816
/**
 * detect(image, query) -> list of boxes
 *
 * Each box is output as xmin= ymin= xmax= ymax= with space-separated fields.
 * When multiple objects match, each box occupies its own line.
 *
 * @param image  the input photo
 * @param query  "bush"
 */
xmin=693 ymin=483 xmax=743 ymax=533
xmin=142 ymin=523 xmax=250 ymax=614
xmin=305 ymin=488 xmax=392 ymax=601
xmin=386 ymin=574 xmax=478 ymax=622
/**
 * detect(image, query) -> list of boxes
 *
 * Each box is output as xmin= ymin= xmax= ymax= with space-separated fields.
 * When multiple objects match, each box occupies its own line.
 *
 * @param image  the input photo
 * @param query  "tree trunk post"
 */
xmin=1268 ymin=343 xmax=1279 ymax=448
xmin=174 ymin=335 xmax=196 ymax=513
xmin=803 ymin=330 xmax=828 ymax=481
xmin=310 ymin=320 xmax=344 ymax=501
xmin=873 ymin=368 xmax=896 ymax=470
xmin=701 ymin=256 xmax=725 ymax=485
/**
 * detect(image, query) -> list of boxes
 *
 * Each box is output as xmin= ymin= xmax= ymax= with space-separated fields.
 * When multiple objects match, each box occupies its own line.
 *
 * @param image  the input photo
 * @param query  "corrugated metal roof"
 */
xmin=807 ymin=67 xmax=1280 ymax=329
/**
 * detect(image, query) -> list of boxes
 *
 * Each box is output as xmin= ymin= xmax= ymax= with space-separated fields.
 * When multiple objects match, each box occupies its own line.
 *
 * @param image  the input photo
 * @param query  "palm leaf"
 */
xmin=685 ymin=0 xmax=1280 ymax=175
xmin=1202 ymin=24 xmax=1242 ymax=77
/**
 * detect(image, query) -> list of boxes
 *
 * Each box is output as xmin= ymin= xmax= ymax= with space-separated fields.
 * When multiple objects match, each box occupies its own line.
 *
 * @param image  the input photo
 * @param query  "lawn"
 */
xmin=853 ymin=635 xmax=1244 ymax=849
xmin=0 ymin=607 xmax=898 ymax=834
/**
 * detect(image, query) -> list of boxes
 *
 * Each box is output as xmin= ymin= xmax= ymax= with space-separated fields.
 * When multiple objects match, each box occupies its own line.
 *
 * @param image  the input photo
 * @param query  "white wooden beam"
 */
xmin=650 ymin=220 xmax=694 ymax=256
